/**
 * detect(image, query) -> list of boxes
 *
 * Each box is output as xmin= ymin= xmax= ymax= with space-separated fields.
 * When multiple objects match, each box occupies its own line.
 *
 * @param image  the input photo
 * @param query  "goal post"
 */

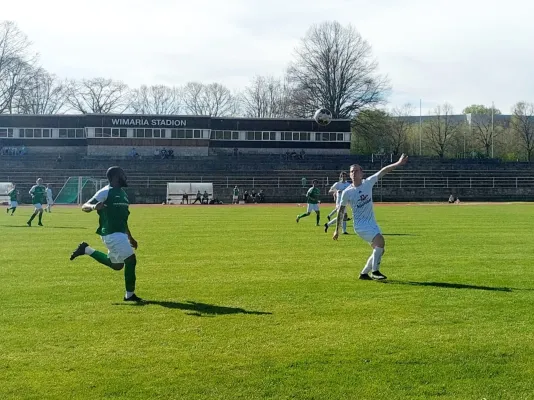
xmin=55 ymin=177 xmax=107 ymax=205
xmin=166 ymin=182 xmax=213 ymax=204
xmin=0 ymin=182 xmax=14 ymax=205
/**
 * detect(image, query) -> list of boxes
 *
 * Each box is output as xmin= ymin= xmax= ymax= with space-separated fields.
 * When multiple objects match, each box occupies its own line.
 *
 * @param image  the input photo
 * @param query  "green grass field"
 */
xmin=1 ymin=203 xmax=533 ymax=400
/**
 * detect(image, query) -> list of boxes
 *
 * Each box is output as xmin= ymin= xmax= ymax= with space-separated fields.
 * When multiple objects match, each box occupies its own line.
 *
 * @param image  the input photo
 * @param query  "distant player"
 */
xmin=296 ymin=179 xmax=321 ymax=226
xmin=6 ymin=185 xmax=18 ymax=215
xmin=45 ymin=184 xmax=54 ymax=213
xmin=333 ymin=154 xmax=409 ymax=280
xmin=69 ymin=166 xmax=142 ymax=302
xmin=324 ymin=171 xmax=350 ymax=234
xmin=232 ymin=185 xmax=239 ymax=204
xmin=27 ymin=178 xmax=46 ymax=227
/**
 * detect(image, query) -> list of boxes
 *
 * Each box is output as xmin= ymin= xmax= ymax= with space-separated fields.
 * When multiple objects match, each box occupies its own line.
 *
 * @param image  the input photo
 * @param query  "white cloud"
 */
xmin=3 ymin=0 xmax=534 ymax=114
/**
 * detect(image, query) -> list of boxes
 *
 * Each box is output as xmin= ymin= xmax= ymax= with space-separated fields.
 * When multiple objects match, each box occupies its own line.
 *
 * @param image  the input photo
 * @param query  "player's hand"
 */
xmin=332 ymin=230 xmax=339 ymax=241
xmin=397 ymin=153 xmax=408 ymax=166
xmin=94 ymin=202 xmax=106 ymax=211
xmin=129 ymin=237 xmax=138 ymax=249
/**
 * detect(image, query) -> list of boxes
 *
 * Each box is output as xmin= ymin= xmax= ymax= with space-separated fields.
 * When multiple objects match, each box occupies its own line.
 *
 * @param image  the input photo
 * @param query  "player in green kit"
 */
xmin=69 ymin=166 xmax=142 ymax=302
xmin=6 ymin=185 xmax=18 ymax=215
xmin=296 ymin=179 xmax=321 ymax=226
xmin=232 ymin=185 xmax=239 ymax=204
xmin=27 ymin=178 xmax=46 ymax=226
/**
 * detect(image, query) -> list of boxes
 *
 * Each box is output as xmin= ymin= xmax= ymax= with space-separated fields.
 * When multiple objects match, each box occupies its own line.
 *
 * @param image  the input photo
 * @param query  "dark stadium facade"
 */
xmin=0 ymin=114 xmax=351 ymax=155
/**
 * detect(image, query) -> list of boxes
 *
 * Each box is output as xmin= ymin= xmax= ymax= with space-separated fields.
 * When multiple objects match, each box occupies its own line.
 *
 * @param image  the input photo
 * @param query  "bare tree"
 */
xmin=242 ymin=75 xmax=292 ymax=118
xmin=463 ymin=104 xmax=502 ymax=157
xmin=511 ymin=102 xmax=534 ymax=161
xmin=130 ymin=85 xmax=180 ymax=114
xmin=15 ymin=68 xmax=67 ymax=114
xmin=287 ymin=21 xmax=389 ymax=118
xmin=424 ymin=104 xmax=461 ymax=158
xmin=181 ymin=82 xmax=237 ymax=117
xmin=66 ymin=77 xmax=130 ymax=114
xmin=388 ymin=103 xmax=413 ymax=155
xmin=0 ymin=21 xmax=38 ymax=113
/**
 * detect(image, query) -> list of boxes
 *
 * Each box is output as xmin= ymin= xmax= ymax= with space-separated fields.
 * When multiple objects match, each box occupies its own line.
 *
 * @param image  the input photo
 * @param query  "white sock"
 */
xmin=361 ymin=254 xmax=373 ymax=275
xmin=85 ymin=246 xmax=95 ymax=255
xmin=327 ymin=217 xmax=337 ymax=227
xmin=125 ymin=291 xmax=135 ymax=299
xmin=372 ymin=247 xmax=384 ymax=272
xmin=342 ymin=220 xmax=347 ymax=233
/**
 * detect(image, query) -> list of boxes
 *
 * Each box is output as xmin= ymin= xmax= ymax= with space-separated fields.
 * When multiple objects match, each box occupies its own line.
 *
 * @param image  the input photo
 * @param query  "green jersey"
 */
xmin=233 ymin=188 xmax=239 ymax=196
xmin=29 ymin=185 xmax=46 ymax=204
xmin=306 ymin=187 xmax=320 ymax=204
xmin=8 ymin=189 xmax=17 ymax=201
xmin=89 ymin=185 xmax=130 ymax=236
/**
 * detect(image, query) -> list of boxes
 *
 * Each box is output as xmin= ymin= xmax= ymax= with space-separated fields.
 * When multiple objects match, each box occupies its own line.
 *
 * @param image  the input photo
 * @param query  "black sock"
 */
xmin=38 ymin=212 xmax=43 ymax=224
xmin=11 ymin=207 xmax=16 ymax=215
xmin=28 ymin=214 xmax=36 ymax=223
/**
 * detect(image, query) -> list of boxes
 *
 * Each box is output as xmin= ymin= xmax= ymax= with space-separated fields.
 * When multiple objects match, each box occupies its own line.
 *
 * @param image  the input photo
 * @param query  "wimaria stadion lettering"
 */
xmin=111 ymin=118 xmax=187 ymax=127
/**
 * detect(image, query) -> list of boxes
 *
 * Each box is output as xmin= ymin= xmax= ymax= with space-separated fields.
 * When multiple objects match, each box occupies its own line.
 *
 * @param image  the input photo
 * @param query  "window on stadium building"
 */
xmin=0 ymin=128 xmax=14 ymax=138
xmin=111 ymin=128 xmax=128 ymax=138
xmin=170 ymin=129 xmax=185 ymax=138
xmin=316 ymin=132 xmax=343 ymax=141
xmin=59 ymin=128 xmax=85 ymax=138
xmin=19 ymin=128 xmax=56 ymax=138
xmin=210 ymin=130 xmax=240 ymax=140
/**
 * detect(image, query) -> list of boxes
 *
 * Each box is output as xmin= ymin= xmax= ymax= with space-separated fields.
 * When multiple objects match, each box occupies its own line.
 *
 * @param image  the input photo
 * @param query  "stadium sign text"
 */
xmin=111 ymin=118 xmax=187 ymax=127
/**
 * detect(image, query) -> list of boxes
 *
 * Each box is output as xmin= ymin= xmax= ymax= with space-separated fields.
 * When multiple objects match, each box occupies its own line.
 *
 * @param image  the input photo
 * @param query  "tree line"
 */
xmin=353 ymin=103 xmax=534 ymax=161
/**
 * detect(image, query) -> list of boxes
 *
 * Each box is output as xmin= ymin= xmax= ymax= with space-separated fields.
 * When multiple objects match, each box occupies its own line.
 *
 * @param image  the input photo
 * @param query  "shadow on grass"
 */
xmin=381 ymin=280 xmax=513 ymax=292
xmin=0 ymin=224 xmax=87 ymax=229
xmin=116 ymin=300 xmax=272 ymax=316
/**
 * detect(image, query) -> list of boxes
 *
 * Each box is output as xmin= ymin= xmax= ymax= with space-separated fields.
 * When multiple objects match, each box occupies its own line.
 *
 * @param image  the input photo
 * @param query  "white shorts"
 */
xmin=232 ymin=195 xmax=238 ymax=201
xmin=101 ymin=232 xmax=135 ymax=264
xmin=355 ymin=224 xmax=382 ymax=243
xmin=34 ymin=203 xmax=43 ymax=210
xmin=9 ymin=201 xmax=18 ymax=208
xmin=47 ymin=198 xmax=53 ymax=205
xmin=307 ymin=203 xmax=320 ymax=213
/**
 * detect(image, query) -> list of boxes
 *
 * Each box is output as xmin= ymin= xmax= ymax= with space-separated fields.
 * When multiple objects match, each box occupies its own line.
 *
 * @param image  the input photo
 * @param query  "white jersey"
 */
xmin=340 ymin=172 xmax=380 ymax=227
xmin=46 ymin=188 xmax=53 ymax=201
xmin=330 ymin=181 xmax=351 ymax=206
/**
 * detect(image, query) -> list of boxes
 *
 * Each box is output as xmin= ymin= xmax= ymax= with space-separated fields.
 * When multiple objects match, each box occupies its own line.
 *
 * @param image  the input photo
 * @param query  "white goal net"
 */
xmin=166 ymin=182 xmax=213 ymax=204
xmin=0 ymin=182 xmax=14 ymax=205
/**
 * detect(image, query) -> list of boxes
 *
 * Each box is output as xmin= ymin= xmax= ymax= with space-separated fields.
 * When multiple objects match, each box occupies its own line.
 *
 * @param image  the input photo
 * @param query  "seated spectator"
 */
xmin=154 ymin=149 xmax=161 ymax=159
xmin=243 ymin=190 xmax=249 ymax=203
xmin=201 ymin=190 xmax=209 ymax=204
xmin=182 ymin=192 xmax=189 ymax=204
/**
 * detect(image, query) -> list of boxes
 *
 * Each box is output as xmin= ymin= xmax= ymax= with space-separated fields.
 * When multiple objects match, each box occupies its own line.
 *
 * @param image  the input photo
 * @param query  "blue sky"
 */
xmin=3 ymin=0 xmax=534 ymax=115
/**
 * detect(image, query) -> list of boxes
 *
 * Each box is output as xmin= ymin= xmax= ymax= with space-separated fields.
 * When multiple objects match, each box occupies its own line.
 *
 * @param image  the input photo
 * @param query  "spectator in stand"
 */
xmin=299 ymin=149 xmax=305 ymax=160
xmin=154 ymin=149 xmax=160 ymax=159
xmin=301 ymin=177 xmax=307 ymax=188
xmin=243 ymin=190 xmax=249 ymax=203
xmin=257 ymin=189 xmax=265 ymax=203
xmin=56 ymin=154 xmax=62 ymax=163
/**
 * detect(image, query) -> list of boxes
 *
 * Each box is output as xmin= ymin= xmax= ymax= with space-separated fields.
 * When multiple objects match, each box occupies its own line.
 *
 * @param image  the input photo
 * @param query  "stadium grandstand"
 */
xmin=1 ymin=113 xmax=534 ymax=205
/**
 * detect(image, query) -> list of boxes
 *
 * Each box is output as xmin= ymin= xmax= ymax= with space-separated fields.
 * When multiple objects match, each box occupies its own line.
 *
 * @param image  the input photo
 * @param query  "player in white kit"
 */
xmin=333 ymin=154 xmax=408 ymax=280
xmin=45 ymin=184 xmax=53 ymax=213
xmin=324 ymin=171 xmax=350 ymax=234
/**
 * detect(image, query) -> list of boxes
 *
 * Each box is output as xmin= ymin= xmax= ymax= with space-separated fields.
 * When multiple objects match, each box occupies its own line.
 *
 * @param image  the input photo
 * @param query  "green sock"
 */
xmin=124 ymin=257 xmax=137 ymax=292
xmin=316 ymin=213 xmax=320 ymax=225
xmin=89 ymin=250 xmax=113 ymax=268
xmin=297 ymin=213 xmax=309 ymax=219
xmin=11 ymin=208 xmax=16 ymax=215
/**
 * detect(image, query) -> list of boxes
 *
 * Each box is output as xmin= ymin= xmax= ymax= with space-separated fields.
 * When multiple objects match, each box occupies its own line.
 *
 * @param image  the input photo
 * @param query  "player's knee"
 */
xmin=111 ymin=263 xmax=124 ymax=271
xmin=125 ymin=254 xmax=137 ymax=265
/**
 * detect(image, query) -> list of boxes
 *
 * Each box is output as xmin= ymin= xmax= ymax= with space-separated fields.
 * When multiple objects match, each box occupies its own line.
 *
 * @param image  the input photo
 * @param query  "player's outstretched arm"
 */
xmin=377 ymin=153 xmax=408 ymax=179
xmin=82 ymin=201 xmax=105 ymax=213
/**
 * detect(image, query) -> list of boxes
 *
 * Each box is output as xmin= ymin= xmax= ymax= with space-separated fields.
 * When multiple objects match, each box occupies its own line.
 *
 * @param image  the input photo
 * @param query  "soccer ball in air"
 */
xmin=314 ymin=108 xmax=333 ymax=126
